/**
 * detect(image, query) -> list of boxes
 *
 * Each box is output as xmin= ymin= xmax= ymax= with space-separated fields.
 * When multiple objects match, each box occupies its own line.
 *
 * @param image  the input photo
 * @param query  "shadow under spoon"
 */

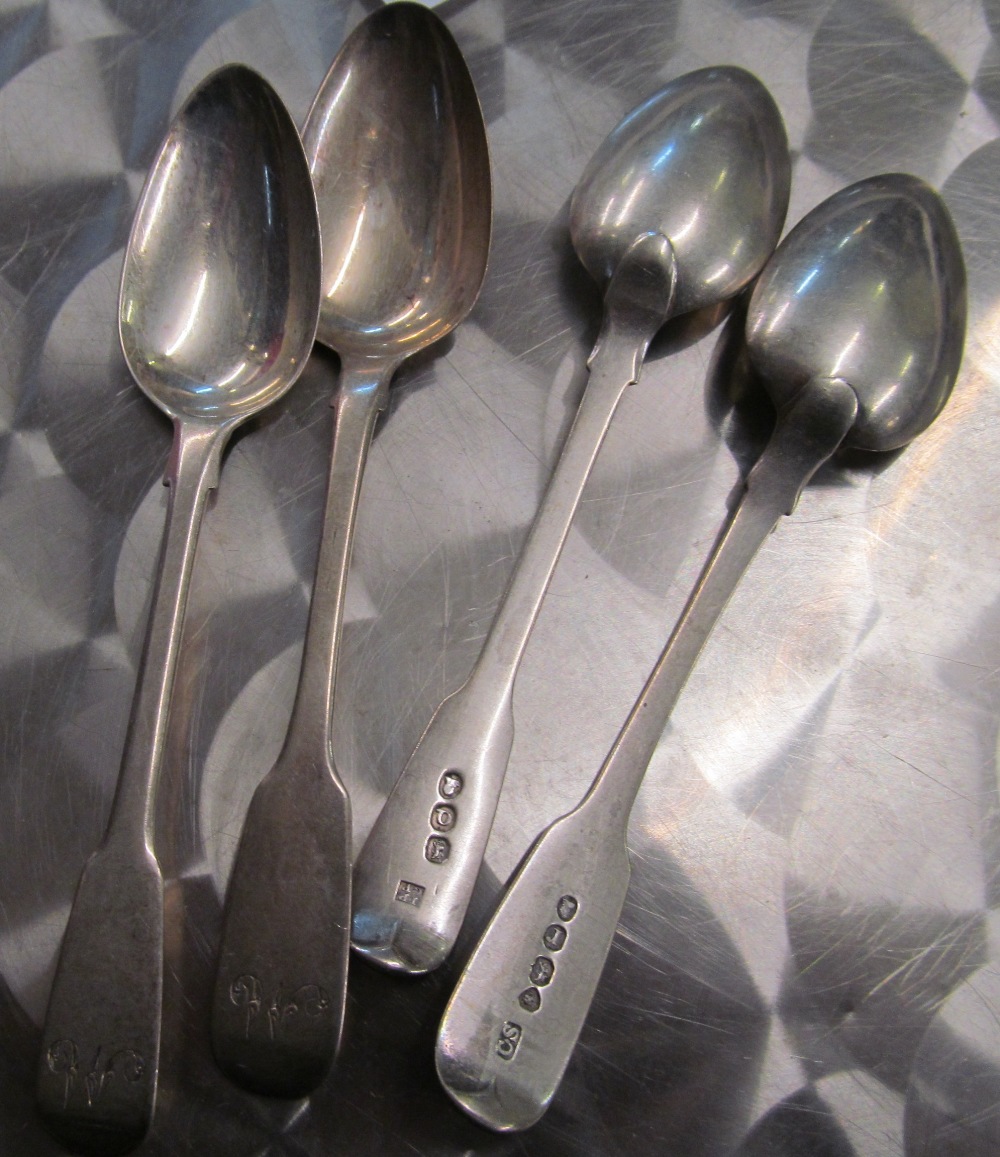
xmin=435 ymin=173 xmax=967 ymax=1132
xmin=35 ymin=66 xmax=321 ymax=1155
xmin=351 ymin=65 xmax=791 ymax=976
xmin=210 ymin=2 xmax=491 ymax=1099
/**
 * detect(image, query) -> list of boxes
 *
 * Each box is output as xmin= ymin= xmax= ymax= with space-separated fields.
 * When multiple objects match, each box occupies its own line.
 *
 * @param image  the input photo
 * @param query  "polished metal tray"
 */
xmin=1 ymin=0 xmax=998 ymax=1153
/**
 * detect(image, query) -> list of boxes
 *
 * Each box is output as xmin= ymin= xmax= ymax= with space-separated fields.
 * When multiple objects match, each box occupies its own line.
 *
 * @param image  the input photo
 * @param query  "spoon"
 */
xmin=209 ymin=3 xmax=491 ymax=1098
xmin=35 ymin=66 xmax=320 ymax=1154
xmin=351 ymin=65 xmax=791 ymax=975
xmin=435 ymin=172 xmax=967 ymax=1132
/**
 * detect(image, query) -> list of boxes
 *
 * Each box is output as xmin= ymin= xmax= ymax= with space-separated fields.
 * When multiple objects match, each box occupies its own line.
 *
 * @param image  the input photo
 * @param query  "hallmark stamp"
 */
xmin=543 ymin=923 xmax=567 ymax=951
xmin=556 ymin=894 xmax=579 ymax=922
xmin=496 ymin=1020 xmax=522 ymax=1060
xmin=431 ymin=804 xmax=456 ymax=831
xmin=425 ymin=835 xmax=450 ymax=864
xmin=529 ymin=956 xmax=555 ymax=986
xmin=439 ymin=771 xmax=463 ymax=798
xmin=518 ymin=987 xmax=541 ymax=1013
xmin=395 ymin=880 xmax=425 ymax=907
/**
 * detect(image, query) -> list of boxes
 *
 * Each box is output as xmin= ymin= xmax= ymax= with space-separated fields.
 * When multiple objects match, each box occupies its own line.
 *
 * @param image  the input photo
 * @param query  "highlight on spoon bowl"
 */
xmin=435 ymin=172 xmax=966 ymax=1133
xmin=35 ymin=64 xmax=320 ymax=1155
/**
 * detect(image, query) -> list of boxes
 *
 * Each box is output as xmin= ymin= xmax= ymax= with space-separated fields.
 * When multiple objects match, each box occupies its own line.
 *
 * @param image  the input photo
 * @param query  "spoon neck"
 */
xmin=282 ymin=357 xmax=397 ymax=763
xmin=105 ymin=420 xmax=231 ymax=855
xmin=582 ymin=375 xmax=859 ymax=822
xmin=467 ymin=238 xmax=678 ymax=699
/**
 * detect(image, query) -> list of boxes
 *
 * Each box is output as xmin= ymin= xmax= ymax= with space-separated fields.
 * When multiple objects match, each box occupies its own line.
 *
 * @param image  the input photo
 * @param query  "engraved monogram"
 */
xmin=45 ymin=1039 xmax=144 ymax=1110
xmin=228 ymin=974 xmax=331 ymax=1040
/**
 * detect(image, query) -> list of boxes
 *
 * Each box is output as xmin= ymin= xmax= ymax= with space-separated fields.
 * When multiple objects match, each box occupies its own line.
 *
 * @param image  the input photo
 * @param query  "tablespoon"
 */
xmin=352 ymin=66 xmax=790 ymax=975
xmin=210 ymin=3 xmax=490 ymax=1098
xmin=435 ymin=173 xmax=966 ymax=1132
xmin=35 ymin=66 xmax=320 ymax=1154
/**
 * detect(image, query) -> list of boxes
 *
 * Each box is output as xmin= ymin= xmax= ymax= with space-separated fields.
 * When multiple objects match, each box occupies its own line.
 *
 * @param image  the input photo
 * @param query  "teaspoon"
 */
xmin=435 ymin=173 xmax=966 ymax=1131
xmin=352 ymin=66 xmax=790 ymax=975
xmin=35 ymin=66 xmax=321 ymax=1154
xmin=210 ymin=3 xmax=491 ymax=1098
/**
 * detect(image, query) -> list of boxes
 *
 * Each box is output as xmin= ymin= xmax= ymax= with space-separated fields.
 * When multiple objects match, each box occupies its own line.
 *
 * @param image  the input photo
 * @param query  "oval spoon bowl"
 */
xmin=570 ymin=65 xmax=790 ymax=314
xmin=747 ymin=172 xmax=967 ymax=451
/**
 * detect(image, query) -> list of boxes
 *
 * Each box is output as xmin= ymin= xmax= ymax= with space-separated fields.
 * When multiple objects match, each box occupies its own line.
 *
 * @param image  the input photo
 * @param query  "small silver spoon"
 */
xmin=435 ymin=173 xmax=966 ymax=1131
xmin=210 ymin=3 xmax=490 ymax=1098
xmin=35 ymin=66 xmax=321 ymax=1154
xmin=351 ymin=65 xmax=791 ymax=976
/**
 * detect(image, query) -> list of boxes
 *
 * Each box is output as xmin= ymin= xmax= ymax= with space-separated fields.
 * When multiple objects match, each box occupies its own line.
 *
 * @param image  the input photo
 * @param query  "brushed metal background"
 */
xmin=0 ymin=0 xmax=997 ymax=1153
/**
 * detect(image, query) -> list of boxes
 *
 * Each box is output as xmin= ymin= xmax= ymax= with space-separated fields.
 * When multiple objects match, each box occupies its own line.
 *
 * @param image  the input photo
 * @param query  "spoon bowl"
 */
xmin=120 ymin=69 xmax=320 ymax=421
xmin=305 ymin=0 xmax=491 ymax=358
xmin=747 ymin=172 xmax=966 ymax=450
xmin=571 ymin=65 xmax=791 ymax=314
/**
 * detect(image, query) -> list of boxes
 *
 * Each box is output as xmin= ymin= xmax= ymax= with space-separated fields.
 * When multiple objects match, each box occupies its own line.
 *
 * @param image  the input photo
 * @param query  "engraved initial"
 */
xmin=46 ymin=1039 xmax=78 ymax=1110
xmin=230 ymin=973 xmax=263 ymax=1040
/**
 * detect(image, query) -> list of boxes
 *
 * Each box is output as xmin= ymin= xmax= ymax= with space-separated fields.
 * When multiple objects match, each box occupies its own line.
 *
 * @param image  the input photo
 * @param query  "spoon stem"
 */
xmin=110 ymin=421 xmax=230 ymax=848
xmin=434 ymin=375 xmax=859 ymax=1133
xmin=585 ymin=375 xmax=859 ymax=819
xmin=285 ymin=359 xmax=394 ymax=759
xmin=211 ymin=358 xmax=393 ymax=1097
xmin=351 ymin=233 xmax=678 ymax=975
xmin=37 ymin=418 xmax=229 ymax=1154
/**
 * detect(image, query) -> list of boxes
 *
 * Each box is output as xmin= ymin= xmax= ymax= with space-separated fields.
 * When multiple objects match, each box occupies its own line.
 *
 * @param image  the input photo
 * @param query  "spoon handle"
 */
xmin=210 ymin=360 xmax=392 ymax=1097
xmin=350 ymin=234 xmax=678 ymax=976
xmin=37 ymin=420 xmax=229 ymax=1154
xmin=435 ymin=376 xmax=859 ymax=1132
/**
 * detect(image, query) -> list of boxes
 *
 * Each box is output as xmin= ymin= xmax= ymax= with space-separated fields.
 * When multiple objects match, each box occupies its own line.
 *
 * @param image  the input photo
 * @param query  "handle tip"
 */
xmin=350 ymin=906 xmax=450 ymax=975
xmin=435 ymin=1036 xmax=548 ymax=1133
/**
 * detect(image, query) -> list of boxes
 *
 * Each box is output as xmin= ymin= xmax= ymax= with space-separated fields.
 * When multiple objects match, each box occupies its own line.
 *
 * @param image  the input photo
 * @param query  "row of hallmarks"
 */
xmin=395 ymin=770 xmax=464 ymax=908
xmin=496 ymin=893 xmax=579 ymax=1061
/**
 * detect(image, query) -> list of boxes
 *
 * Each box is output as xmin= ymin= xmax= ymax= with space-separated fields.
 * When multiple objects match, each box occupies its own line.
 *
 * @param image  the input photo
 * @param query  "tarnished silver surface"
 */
xmin=0 ymin=1 xmax=998 ymax=1154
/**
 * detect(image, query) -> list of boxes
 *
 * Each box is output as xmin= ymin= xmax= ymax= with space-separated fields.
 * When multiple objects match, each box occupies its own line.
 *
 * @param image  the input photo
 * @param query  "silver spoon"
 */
xmin=435 ymin=172 xmax=967 ymax=1132
xmin=209 ymin=3 xmax=491 ymax=1098
xmin=35 ymin=66 xmax=321 ymax=1154
xmin=351 ymin=66 xmax=791 ymax=976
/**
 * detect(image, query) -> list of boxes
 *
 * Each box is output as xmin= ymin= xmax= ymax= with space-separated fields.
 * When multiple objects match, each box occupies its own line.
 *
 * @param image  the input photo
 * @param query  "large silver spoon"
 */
xmin=351 ymin=66 xmax=791 ymax=975
xmin=435 ymin=173 xmax=967 ymax=1132
xmin=35 ymin=66 xmax=321 ymax=1154
xmin=209 ymin=3 xmax=491 ymax=1098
